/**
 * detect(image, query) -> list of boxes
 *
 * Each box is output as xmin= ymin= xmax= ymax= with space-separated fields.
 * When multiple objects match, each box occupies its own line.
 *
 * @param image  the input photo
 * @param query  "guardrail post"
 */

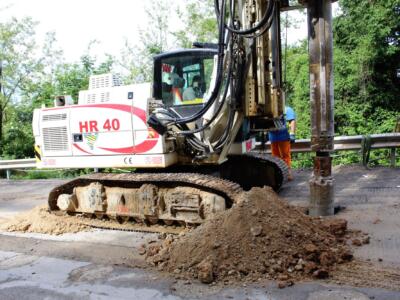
xmin=307 ymin=0 xmax=335 ymax=216
xmin=390 ymin=148 xmax=396 ymax=167
xmin=6 ymin=169 xmax=11 ymax=180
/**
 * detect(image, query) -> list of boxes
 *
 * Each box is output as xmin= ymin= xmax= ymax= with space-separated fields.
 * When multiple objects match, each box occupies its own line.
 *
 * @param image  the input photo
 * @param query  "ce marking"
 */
xmin=124 ymin=157 xmax=134 ymax=165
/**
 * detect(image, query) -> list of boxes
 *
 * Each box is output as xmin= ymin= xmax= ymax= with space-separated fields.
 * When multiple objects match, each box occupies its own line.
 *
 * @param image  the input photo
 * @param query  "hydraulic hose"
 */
xmin=174 ymin=49 xmax=234 ymax=136
xmin=215 ymin=0 xmax=275 ymax=36
xmin=214 ymin=106 xmax=236 ymax=150
xmin=171 ymin=0 xmax=228 ymax=126
xmin=243 ymin=5 xmax=275 ymax=39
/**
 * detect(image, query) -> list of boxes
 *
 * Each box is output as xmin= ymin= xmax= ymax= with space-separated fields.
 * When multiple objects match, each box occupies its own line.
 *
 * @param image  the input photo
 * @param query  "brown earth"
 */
xmin=0 ymin=205 xmax=183 ymax=235
xmin=0 ymin=186 xmax=360 ymax=287
xmin=330 ymin=260 xmax=400 ymax=291
xmin=0 ymin=205 xmax=90 ymax=235
xmin=145 ymin=187 xmax=353 ymax=285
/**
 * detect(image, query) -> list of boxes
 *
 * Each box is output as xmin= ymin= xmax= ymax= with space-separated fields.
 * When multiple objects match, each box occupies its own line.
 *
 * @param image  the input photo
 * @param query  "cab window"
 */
xmin=157 ymin=53 xmax=215 ymax=107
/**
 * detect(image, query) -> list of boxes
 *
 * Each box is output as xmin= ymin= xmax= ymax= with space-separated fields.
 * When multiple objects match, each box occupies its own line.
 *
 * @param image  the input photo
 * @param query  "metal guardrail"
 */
xmin=0 ymin=133 xmax=398 ymax=179
xmin=256 ymin=133 xmax=400 ymax=153
xmin=256 ymin=132 xmax=400 ymax=167
xmin=0 ymin=159 xmax=36 ymax=179
xmin=0 ymin=158 xmax=36 ymax=170
xmin=257 ymin=133 xmax=399 ymax=167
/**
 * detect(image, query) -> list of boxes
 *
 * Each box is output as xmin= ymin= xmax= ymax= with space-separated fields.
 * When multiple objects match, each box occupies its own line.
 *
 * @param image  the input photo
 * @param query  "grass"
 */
xmin=291 ymin=149 xmax=399 ymax=169
xmin=5 ymin=167 xmax=137 ymax=180
xmin=8 ymin=169 xmax=92 ymax=180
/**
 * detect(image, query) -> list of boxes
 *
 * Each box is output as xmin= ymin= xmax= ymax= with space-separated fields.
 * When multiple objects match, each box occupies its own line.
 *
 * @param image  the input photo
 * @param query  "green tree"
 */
xmin=119 ymin=39 xmax=150 ymax=83
xmin=283 ymin=42 xmax=310 ymax=139
xmin=1 ymin=104 xmax=34 ymax=158
xmin=284 ymin=1 xmax=400 ymax=167
xmin=285 ymin=0 xmax=400 ymax=138
xmin=119 ymin=0 xmax=172 ymax=83
xmin=120 ymin=0 xmax=218 ymax=83
xmin=333 ymin=0 xmax=400 ymax=134
xmin=4 ymin=39 xmax=115 ymax=159
xmin=0 ymin=17 xmax=61 ymax=154
xmin=174 ymin=0 xmax=218 ymax=48
xmin=28 ymin=41 xmax=116 ymax=109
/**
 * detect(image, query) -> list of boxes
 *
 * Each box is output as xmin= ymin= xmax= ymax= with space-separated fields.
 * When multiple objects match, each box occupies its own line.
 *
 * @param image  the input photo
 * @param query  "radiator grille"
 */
xmin=100 ymin=92 xmax=110 ymax=102
xmin=89 ymin=74 xmax=122 ymax=89
xmin=42 ymin=114 xmax=67 ymax=122
xmin=85 ymin=92 xmax=110 ymax=104
xmin=43 ymin=127 xmax=69 ymax=152
xmin=87 ymin=93 xmax=96 ymax=104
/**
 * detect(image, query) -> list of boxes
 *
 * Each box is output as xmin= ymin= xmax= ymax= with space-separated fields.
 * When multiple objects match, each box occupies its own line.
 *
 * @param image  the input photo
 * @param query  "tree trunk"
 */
xmin=0 ymin=107 xmax=3 ymax=155
xmin=0 ymin=61 xmax=4 ymax=157
xmin=0 ymin=63 xmax=3 ymax=155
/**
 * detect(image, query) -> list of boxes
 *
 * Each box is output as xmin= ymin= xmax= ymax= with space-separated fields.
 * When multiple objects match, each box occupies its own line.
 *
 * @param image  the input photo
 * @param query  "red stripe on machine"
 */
xmin=50 ymin=104 xmax=160 ymax=154
xmin=73 ymin=143 xmax=93 ymax=155
xmin=99 ymin=139 xmax=158 ymax=154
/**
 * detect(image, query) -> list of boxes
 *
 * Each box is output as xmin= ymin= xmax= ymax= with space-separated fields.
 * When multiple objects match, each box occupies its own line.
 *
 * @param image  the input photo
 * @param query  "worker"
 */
xmin=183 ymin=75 xmax=203 ymax=101
xmin=162 ymin=71 xmax=185 ymax=106
xmin=268 ymin=106 xmax=296 ymax=180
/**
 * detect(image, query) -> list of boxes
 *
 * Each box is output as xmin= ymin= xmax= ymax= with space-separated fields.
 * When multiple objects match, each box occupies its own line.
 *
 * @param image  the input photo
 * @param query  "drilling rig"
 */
xmin=32 ymin=0 xmax=335 ymax=227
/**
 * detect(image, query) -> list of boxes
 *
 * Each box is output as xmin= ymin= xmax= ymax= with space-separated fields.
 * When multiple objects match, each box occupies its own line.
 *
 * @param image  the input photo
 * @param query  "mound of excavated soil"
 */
xmin=145 ymin=187 xmax=353 ymax=285
xmin=0 ymin=205 xmax=90 ymax=235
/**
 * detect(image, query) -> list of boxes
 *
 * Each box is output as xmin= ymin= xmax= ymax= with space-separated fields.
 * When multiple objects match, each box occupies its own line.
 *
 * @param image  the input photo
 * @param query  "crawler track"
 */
xmin=49 ymin=173 xmax=243 ymax=209
xmin=221 ymin=152 xmax=289 ymax=191
xmin=48 ymin=173 xmax=243 ymax=233
xmin=47 ymin=155 xmax=286 ymax=233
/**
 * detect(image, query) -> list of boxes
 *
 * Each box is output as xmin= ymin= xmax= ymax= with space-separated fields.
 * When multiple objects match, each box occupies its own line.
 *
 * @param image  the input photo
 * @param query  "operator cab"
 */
xmin=153 ymin=49 xmax=217 ymax=118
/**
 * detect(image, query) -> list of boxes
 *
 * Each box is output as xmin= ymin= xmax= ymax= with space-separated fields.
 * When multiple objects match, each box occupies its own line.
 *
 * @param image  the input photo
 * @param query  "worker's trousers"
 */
xmin=270 ymin=140 xmax=291 ymax=168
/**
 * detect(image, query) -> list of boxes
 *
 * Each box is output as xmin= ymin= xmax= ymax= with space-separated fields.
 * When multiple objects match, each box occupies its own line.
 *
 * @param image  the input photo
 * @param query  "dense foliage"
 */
xmin=286 ymin=0 xmax=400 ymax=140
xmin=174 ymin=0 xmax=218 ymax=48
xmin=333 ymin=0 xmax=400 ymax=135
xmin=0 ymin=17 xmax=54 ymax=155
xmin=285 ymin=0 xmax=399 ymax=167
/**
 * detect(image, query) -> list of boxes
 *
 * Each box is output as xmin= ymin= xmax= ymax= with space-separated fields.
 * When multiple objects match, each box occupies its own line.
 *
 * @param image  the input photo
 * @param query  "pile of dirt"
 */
xmin=0 ymin=205 xmax=90 ymax=235
xmin=145 ymin=187 xmax=353 ymax=286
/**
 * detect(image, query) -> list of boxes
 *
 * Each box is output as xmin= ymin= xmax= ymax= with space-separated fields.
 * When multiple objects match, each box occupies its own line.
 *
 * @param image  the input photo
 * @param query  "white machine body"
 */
xmin=33 ymin=74 xmax=177 ymax=169
xmin=32 ymin=74 xmax=254 ymax=169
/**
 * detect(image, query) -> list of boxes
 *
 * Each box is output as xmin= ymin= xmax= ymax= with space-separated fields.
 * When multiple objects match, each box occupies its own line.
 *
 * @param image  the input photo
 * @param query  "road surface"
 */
xmin=0 ymin=165 xmax=399 ymax=299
